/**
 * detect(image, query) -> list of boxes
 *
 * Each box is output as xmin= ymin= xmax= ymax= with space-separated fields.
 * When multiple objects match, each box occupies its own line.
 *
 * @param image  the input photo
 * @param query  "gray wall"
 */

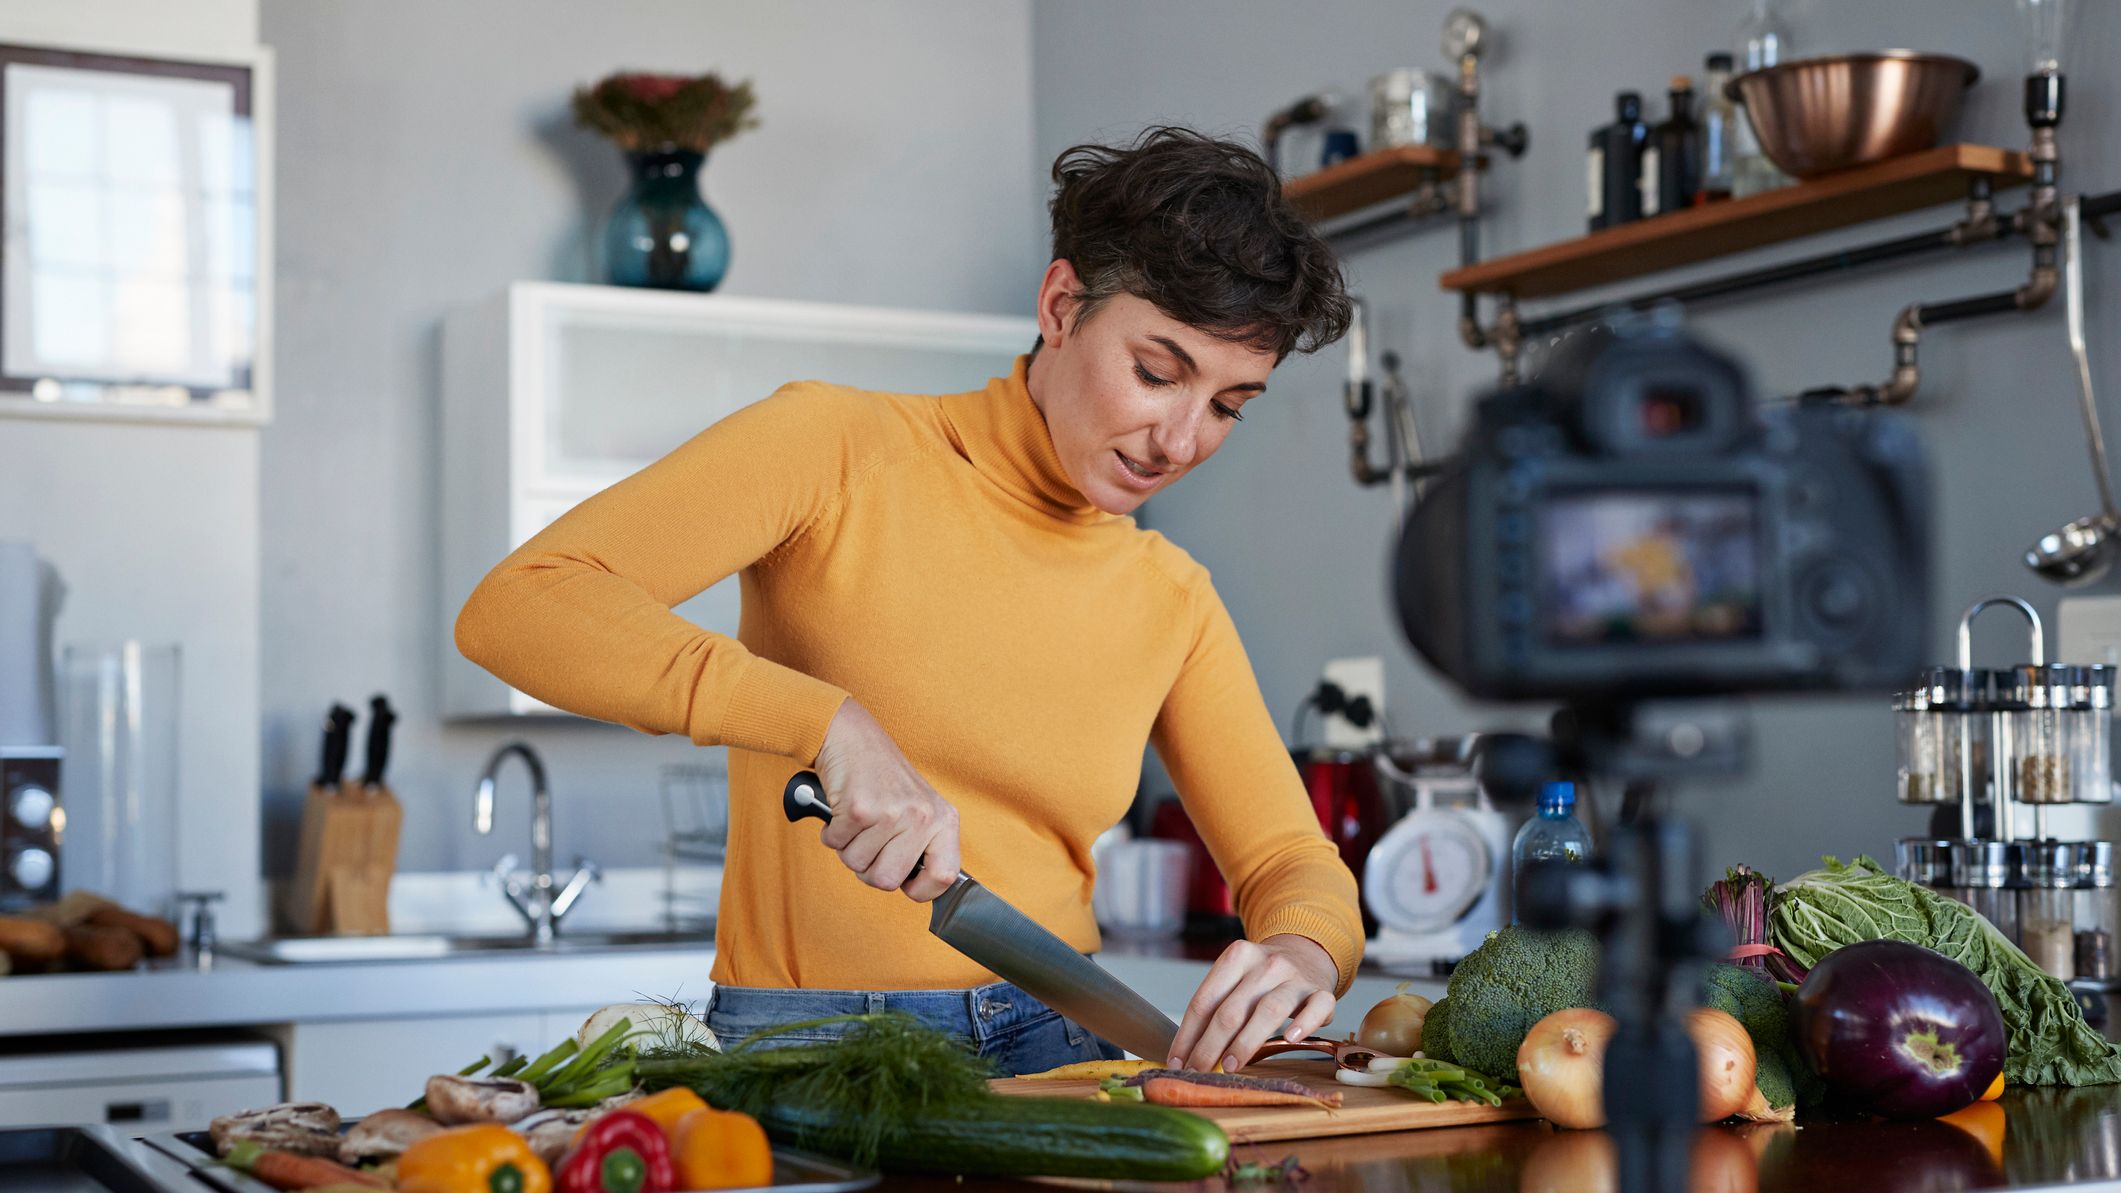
xmin=0 ymin=0 xmax=267 ymax=936
xmin=1034 ymin=0 xmax=2121 ymax=883
xmin=256 ymin=0 xmax=1040 ymax=877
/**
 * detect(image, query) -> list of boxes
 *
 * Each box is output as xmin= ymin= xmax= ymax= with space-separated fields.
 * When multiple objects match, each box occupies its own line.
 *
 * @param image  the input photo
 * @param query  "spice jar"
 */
xmin=2071 ymin=665 xmax=2114 ymax=804
xmin=2021 ymin=841 xmax=2077 ymax=980
xmin=1952 ymin=839 xmax=2021 ymax=943
xmin=1896 ymin=667 xmax=1990 ymax=808
xmin=1896 ymin=837 xmax=1964 ymax=908
xmin=2010 ymin=664 xmax=2077 ymax=804
xmin=2074 ymin=841 xmax=2116 ymax=983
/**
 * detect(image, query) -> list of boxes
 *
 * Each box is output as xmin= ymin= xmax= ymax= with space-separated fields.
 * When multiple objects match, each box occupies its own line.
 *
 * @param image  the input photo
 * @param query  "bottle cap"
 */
xmin=1706 ymin=52 xmax=1734 ymax=71
xmin=1540 ymin=781 xmax=1576 ymax=810
xmin=1617 ymin=91 xmax=1643 ymax=118
xmin=1671 ymin=74 xmax=1694 ymax=92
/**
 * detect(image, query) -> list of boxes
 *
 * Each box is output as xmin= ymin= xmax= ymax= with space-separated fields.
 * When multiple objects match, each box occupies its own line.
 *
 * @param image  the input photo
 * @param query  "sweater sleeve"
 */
xmin=1149 ymin=579 xmax=1366 ymax=995
xmin=453 ymin=381 xmax=869 ymax=764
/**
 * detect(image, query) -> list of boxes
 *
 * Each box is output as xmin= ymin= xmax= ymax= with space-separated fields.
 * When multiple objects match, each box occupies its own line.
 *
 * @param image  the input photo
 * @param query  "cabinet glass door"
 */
xmin=532 ymin=296 xmax=1032 ymax=492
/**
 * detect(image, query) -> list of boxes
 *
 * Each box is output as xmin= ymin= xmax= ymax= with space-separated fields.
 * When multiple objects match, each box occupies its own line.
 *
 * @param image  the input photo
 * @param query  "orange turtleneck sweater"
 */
xmin=455 ymin=356 xmax=1364 ymax=993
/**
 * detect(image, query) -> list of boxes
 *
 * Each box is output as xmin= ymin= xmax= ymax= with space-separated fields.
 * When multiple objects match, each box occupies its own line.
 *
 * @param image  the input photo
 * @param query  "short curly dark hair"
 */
xmin=1037 ymin=126 xmax=1352 ymax=364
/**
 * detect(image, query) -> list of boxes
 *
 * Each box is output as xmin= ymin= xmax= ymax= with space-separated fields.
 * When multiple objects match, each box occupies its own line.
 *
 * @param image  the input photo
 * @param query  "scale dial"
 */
xmin=1443 ymin=8 xmax=1488 ymax=60
xmin=1364 ymin=808 xmax=1494 ymax=934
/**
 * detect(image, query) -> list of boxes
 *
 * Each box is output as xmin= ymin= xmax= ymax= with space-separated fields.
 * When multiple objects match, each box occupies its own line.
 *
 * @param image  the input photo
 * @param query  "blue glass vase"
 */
xmin=605 ymin=148 xmax=728 ymax=292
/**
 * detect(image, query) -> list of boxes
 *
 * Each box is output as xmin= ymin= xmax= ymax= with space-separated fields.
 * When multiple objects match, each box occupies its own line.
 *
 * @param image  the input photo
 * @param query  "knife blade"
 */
xmin=361 ymin=694 xmax=396 ymax=788
xmin=317 ymin=703 xmax=355 ymax=790
xmin=782 ymin=770 xmax=1181 ymax=1062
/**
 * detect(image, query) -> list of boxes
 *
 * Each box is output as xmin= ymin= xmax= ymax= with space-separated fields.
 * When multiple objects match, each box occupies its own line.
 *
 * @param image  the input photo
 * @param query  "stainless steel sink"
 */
xmin=218 ymin=927 xmax=713 ymax=965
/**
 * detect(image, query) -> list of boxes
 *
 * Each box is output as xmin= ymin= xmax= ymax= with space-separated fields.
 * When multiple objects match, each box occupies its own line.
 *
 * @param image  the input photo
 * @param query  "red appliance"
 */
xmin=1296 ymin=748 xmax=1391 ymax=935
xmin=1146 ymin=750 xmax=1392 ymax=937
xmin=1150 ymin=798 xmax=1237 ymax=934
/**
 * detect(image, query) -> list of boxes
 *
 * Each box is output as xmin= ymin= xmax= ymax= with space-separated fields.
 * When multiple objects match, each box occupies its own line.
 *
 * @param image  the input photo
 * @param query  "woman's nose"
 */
xmin=1150 ymin=410 xmax=1202 ymax=469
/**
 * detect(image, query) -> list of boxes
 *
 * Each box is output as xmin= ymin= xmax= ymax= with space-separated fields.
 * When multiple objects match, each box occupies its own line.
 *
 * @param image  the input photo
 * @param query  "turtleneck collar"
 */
xmin=941 ymin=354 xmax=1115 ymax=526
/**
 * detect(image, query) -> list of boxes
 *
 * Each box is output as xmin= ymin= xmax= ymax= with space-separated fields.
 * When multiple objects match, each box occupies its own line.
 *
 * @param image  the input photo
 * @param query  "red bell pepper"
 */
xmin=555 ymin=1110 xmax=674 ymax=1193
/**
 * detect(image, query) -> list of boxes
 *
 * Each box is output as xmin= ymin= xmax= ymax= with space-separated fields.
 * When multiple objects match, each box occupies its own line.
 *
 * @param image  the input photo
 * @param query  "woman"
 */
xmin=456 ymin=126 xmax=1363 ymax=1076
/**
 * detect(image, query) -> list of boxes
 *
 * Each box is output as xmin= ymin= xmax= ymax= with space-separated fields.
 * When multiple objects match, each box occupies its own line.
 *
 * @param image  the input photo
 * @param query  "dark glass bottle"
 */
xmin=1644 ymin=75 xmax=1701 ymax=218
xmin=1587 ymin=91 xmax=1649 ymax=231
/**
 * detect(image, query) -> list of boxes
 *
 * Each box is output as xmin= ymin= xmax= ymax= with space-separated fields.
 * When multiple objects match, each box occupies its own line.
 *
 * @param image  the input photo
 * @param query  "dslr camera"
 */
xmin=1395 ymin=319 xmax=1930 ymax=703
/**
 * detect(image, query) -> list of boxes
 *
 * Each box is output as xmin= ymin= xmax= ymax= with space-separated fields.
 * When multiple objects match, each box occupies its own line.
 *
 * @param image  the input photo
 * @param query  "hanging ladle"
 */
xmin=2026 ymin=195 xmax=2121 ymax=584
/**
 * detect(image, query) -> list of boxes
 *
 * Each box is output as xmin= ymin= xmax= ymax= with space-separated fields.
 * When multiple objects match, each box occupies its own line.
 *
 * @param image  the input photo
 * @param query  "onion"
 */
xmin=1517 ymin=1008 xmax=1616 ymax=1129
xmin=1357 ymin=987 xmax=1432 ymax=1056
xmin=1687 ymin=1008 xmax=1758 ymax=1123
xmin=1333 ymin=1068 xmax=1396 ymax=1087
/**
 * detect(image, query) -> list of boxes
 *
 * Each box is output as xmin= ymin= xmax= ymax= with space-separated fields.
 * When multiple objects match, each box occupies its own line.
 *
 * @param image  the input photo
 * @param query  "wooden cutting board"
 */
xmin=989 ymin=1058 xmax=1541 ymax=1143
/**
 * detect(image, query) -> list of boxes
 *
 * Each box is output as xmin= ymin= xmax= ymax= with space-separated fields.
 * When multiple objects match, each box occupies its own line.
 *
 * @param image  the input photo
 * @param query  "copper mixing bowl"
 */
xmin=1726 ymin=51 xmax=1981 ymax=178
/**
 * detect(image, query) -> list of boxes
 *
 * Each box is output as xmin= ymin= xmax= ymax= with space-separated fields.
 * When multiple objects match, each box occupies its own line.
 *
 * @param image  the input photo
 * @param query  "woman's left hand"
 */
xmin=1167 ymin=934 xmax=1338 ymax=1073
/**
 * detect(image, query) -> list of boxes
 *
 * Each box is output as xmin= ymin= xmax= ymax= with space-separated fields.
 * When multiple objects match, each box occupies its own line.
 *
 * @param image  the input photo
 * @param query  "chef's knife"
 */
xmin=318 ymin=703 xmax=355 ymax=791
xmin=782 ymin=770 xmax=1181 ymax=1063
xmin=361 ymin=694 xmax=397 ymax=789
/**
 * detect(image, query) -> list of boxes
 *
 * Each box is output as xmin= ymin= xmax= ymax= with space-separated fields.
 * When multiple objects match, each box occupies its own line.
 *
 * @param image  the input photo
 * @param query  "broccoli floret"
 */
xmin=1421 ymin=997 xmax=1456 ymax=1064
xmin=1434 ymin=926 xmax=1601 ymax=1079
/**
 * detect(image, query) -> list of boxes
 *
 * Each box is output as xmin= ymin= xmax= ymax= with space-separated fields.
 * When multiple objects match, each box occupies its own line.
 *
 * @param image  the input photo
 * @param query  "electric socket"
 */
xmin=1320 ymin=656 xmax=1386 ymax=750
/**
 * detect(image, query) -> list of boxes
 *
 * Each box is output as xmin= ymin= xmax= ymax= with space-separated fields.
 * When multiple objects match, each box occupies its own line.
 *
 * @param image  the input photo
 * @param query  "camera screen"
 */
xmin=1537 ymin=490 xmax=1764 ymax=646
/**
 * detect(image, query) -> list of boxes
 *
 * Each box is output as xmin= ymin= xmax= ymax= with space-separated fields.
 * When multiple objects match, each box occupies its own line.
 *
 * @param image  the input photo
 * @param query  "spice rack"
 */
xmin=1895 ymin=596 xmax=2118 ymax=988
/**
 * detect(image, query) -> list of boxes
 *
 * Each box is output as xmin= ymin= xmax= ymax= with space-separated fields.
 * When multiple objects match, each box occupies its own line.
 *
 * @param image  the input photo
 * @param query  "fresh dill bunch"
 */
xmin=636 ymin=1012 xmax=996 ymax=1166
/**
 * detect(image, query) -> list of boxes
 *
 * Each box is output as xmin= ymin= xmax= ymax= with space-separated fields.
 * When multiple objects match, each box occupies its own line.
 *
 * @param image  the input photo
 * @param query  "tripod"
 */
xmin=1481 ymin=701 xmax=1740 ymax=1193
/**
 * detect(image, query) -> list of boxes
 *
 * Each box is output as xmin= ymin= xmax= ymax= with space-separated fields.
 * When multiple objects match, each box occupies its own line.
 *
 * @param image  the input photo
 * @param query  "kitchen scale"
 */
xmin=1364 ymin=751 xmax=1513 ymax=975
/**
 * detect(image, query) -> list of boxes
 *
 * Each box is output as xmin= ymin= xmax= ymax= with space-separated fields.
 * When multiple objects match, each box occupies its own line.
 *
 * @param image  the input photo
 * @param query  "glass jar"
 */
xmin=2071 ymin=665 xmax=2114 ymax=803
xmin=2010 ymin=664 xmax=2076 ymax=804
xmin=1896 ymin=837 xmax=1954 ymax=885
xmin=2022 ymin=841 xmax=2078 ymax=980
xmin=1896 ymin=668 xmax=1990 ymax=807
xmin=2074 ymin=841 xmax=2116 ymax=982
xmin=1369 ymin=69 xmax=1457 ymax=149
xmin=56 ymin=642 xmax=181 ymax=918
xmin=1952 ymin=839 xmax=2021 ymax=942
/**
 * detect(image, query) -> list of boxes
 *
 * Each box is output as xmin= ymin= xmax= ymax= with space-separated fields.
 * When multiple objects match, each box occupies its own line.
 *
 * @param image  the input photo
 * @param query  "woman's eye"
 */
xmin=1134 ymin=363 xmax=1172 ymax=387
xmin=1211 ymin=402 xmax=1244 ymax=422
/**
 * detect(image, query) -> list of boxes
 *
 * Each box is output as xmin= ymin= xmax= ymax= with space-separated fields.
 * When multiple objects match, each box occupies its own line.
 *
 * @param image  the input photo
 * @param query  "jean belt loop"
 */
xmin=866 ymin=991 xmax=886 ymax=1014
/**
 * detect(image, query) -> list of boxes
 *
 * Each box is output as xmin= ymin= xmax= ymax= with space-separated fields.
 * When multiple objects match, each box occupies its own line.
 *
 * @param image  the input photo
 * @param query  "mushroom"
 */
xmin=209 ymin=1102 xmax=342 ymax=1158
xmin=509 ymin=1108 xmax=593 ymax=1166
xmin=423 ymin=1074 xmax=541 ymax=1125
xmin=339 ymin=1108 xmax=445 ymax=1165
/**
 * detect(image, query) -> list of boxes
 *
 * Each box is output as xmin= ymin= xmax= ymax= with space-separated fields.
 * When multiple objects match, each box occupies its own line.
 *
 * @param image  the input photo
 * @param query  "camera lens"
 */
xmin=1640 ymin=386 xmax=1703 ymax=437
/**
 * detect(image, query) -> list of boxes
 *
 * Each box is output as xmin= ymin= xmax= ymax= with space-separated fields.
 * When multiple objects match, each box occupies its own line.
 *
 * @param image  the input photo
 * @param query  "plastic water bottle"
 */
xmin=1512 ymin=782 xmax=1593 ymax=923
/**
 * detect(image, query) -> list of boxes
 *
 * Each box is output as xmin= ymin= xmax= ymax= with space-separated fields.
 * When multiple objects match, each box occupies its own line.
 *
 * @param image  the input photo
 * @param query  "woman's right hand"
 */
xmin=810 ymin=700 xmax=962 ymax=901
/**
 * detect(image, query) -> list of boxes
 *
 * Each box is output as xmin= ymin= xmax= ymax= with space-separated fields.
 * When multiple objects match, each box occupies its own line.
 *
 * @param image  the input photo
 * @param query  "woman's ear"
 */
xmin=1036 ymin=259 xmax=1084 ymax=350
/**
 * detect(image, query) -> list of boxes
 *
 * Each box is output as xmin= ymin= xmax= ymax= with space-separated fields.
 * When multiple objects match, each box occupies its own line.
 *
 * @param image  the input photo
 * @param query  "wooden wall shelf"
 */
xmin=1439 ymin=144 xmax=2032 ymax=301
xmin=1286 ymin=144 xmax=1462 ymax=223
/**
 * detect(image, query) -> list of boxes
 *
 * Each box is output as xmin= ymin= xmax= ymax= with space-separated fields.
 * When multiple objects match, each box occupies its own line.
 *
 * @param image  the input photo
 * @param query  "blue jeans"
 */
xmin=705 ymin=980 xmax=1124 ymax=1077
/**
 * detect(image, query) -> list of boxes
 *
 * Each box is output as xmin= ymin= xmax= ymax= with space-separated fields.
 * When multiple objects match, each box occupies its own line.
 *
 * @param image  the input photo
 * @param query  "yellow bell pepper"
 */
xmin=670 ymin=1107 xmax=773 ymax=1191
xmin=606 ymin=1088 xmax=708 ymax=1142
xmin=399 ymin=1123 xmax=552 ymax=1193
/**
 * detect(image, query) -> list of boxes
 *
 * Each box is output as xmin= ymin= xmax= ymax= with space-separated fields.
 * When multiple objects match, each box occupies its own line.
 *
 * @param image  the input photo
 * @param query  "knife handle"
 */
xmin=362 ymin=694 xmax=396 ymax=787
xmin=783 ymin=770 xmax=925 ymax=879
xmin=318 ymin=704 xmax=355 ymax=789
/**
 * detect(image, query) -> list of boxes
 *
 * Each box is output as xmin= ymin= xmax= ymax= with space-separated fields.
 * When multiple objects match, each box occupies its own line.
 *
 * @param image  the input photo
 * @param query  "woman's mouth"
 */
xmin=1113 ymin=450 xmax=1165 ymax=490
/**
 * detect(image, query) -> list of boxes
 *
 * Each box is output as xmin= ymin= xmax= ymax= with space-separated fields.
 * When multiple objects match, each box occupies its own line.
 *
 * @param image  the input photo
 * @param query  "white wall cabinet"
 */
xmin=440 ymin=282 xmax=1035 ymax=717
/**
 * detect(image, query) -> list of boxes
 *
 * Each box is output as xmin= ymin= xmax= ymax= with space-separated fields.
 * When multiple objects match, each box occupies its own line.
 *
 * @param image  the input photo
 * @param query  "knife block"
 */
xmin=286 ymin=781 xmax=399 ymax=935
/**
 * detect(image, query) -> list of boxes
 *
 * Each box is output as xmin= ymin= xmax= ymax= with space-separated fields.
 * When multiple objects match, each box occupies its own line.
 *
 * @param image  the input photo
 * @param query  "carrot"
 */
xmin=1140 ymin=1076 xmax=1342 ymax=1110
xmin=224 ymin=1141 xmax=387 ymax=1190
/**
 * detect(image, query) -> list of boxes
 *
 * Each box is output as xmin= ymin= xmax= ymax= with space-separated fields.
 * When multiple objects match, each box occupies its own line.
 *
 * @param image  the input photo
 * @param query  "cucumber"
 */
xmin=757 ymin=1095 xmax=1229 ymax=1180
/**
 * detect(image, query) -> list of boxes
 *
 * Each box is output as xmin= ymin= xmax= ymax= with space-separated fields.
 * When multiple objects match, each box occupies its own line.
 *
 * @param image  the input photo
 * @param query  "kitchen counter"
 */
xmin=874 ymin=1085 xmax=2111 ymax=1192
xmin=0 ymin=943 xmax=715 ymax=1038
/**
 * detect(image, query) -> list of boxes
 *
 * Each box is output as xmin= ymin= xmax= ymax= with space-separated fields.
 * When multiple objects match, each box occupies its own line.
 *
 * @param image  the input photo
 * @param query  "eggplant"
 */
xmin=1793 ymin=939 xmax=2005 ymax=1120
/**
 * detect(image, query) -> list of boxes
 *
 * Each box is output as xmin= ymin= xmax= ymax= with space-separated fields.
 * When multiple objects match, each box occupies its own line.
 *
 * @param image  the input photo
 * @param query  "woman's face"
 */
xmin=1026 ymin=260 xmax=1278 ymax=516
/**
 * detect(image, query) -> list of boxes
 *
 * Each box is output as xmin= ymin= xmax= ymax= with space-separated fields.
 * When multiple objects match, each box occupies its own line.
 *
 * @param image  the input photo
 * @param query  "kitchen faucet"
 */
xmin=474 ymin=742 xmax=599 ymax=942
